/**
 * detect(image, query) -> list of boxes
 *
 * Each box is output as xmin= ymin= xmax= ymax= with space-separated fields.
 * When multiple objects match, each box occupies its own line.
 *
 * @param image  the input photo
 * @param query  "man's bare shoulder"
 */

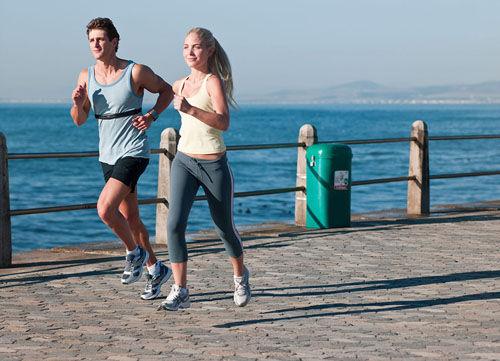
xmin=77 ymin=68 xmax=89 ymax=84
xmin=131 ymin=63 xmax=154 ymax=77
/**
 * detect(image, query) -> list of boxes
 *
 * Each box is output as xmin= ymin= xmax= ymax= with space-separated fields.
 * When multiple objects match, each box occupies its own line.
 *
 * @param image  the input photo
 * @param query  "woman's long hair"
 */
xmin=187 ymin=27 xmax=237 ymax=108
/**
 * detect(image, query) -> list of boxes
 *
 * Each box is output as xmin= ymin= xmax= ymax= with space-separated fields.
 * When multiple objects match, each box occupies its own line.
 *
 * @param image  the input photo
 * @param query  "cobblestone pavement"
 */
xmin=1 ymin=208 xmax=499 ymax=360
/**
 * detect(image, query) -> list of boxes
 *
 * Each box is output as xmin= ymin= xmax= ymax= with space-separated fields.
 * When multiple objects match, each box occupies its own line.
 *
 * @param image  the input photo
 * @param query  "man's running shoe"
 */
xmin=121 ymin=247 xmax=148 ymax=284
xmin=140 ymin=263 xmax=172 ymax=300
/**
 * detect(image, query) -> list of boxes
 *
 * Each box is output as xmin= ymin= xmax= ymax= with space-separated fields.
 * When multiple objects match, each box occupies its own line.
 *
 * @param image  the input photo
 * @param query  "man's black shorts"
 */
xmin=100 ymin=157 xmax=149 ymax=193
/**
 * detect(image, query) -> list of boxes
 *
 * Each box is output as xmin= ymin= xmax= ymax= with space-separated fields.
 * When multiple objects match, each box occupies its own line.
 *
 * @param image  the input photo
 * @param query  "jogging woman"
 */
xmin=161 ymin=27 xmax=250 ymax=310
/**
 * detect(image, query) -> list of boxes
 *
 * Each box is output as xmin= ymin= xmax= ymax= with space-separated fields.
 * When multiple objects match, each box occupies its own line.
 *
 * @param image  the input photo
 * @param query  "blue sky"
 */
xmin=0 ymin=0 xmax=499 ymax=102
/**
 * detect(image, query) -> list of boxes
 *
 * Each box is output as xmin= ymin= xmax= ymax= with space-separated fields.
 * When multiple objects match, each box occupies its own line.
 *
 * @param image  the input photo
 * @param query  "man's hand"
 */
xmin=132 ymin=114 xmax=154 ymax=131
xmin=72 ymin=83 xmax=87 ymax=108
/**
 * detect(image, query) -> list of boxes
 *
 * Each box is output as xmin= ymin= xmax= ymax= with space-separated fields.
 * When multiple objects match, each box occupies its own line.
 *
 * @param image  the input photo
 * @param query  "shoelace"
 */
xmin=158 ymin=287 xmax=185 ymax=311
xmin=144 ymin=274 xmax=153 ymax=291
xmin=124 ymin=259 xmax=133 ymax=271
xmin=234 ymin=279 xmax=248 ymax=296
xmin=124 ymin=252 xmax=140 ymax=270
xmin=165 ymin=285 xmax=186 ymax=302
xmin=167 ymin=291 xmax=182 ymax=302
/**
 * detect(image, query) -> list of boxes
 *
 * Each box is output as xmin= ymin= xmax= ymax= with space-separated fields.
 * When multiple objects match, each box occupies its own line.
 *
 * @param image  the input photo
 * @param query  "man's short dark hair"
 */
xmin=86 ymin=17 xmax=120 ymax=52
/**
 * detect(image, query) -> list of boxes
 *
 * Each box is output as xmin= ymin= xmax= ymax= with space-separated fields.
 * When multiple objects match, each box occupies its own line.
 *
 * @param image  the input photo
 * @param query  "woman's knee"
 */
xmin=215 ymin=226 xmax=243 ymax=255
xmin=167 ymin=212 xmax=186 ymax=236
xmin=215 ymin=221 xmax=237 ymax=240
xmin=167 ymin=220 xmax=188 ymax=263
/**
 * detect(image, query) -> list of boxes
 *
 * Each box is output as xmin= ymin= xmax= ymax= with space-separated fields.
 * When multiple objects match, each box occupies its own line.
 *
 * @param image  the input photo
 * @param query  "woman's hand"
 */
xmin=173 ymin=94 xmax=192 ymax=114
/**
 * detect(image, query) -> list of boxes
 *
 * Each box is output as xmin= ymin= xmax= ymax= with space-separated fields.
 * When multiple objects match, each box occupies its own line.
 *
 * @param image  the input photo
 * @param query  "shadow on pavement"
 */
xmin=214 ymin=290 xmax=500 ymax=328
xmin=189 ymin=270 xmax=500 ymax=328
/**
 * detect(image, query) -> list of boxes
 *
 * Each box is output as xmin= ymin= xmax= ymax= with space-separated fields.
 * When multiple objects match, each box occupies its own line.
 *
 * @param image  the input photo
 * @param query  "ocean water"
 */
xmin=1 ymin=104 xmax=499 ymax=252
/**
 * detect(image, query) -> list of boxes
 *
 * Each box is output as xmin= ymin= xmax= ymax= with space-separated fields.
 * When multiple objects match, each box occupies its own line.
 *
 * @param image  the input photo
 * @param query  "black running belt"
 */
xmin=95 ymin=108 xmax=142 ymax=120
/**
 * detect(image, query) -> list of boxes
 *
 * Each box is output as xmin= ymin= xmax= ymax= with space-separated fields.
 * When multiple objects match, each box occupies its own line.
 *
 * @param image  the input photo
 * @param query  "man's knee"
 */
xmin=97 ymin=202 xmax=114 ymax=224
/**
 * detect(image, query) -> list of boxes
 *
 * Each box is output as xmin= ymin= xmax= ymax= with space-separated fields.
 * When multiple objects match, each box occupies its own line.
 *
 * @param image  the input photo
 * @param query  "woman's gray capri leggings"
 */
xmin=167 ymin=151 xmax=243 ymax=263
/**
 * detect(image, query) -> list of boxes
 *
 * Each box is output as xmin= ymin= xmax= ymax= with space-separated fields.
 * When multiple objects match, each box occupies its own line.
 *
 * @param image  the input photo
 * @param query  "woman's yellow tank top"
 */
xmin=177 ymin=74 xmax=226 ymax=154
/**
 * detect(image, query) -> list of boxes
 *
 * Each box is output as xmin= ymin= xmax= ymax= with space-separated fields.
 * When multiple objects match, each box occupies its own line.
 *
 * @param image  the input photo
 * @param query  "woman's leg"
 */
xmin=201 ymin=158 xmax=251 ymax=306
xmin=167 ymin=155 xmax=199 ymax=287
xmin=201 ymin=157 xmax=244 ymax=275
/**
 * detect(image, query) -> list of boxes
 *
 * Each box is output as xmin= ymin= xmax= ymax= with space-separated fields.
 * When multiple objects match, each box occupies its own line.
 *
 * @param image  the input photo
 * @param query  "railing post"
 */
xmin=0 ymin=133 xmax=12 ymax=268
xmin=295 ymin=124 xmax=317 ymax=226
xmin=155 ymin=128 xmax=179 ymax=244
xmin=407 ymin=120 xmax=430 ymax=216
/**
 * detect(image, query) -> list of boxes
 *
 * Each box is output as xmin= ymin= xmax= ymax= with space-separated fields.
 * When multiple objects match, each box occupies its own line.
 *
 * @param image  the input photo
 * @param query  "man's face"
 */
xmin=88 ymin=29 xmax=117 ymax=60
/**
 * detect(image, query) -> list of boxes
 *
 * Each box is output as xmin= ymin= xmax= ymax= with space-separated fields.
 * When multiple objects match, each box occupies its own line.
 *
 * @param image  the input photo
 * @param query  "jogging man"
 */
xmin=70 ymin=17 xmax=174 ymax=300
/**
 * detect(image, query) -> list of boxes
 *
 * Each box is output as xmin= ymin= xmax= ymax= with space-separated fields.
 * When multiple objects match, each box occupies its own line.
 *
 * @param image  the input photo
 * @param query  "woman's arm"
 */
xmin=173 ymin=75 xmax=230 ymax=131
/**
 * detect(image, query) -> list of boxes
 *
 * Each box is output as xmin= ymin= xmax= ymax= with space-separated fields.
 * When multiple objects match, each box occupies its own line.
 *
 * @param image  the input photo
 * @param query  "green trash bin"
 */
xmin=306 ymin=143 xmax=352 ymax=229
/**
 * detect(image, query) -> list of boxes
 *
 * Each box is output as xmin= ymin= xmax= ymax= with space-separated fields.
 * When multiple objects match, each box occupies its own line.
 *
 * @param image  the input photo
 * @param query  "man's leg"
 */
xmin=97 ymin=178 xmax=136 ymax=251
xmin=118 ymin=188 xmax=172 ymax=299
xmin=119 ymin=191 xmax=156 ymax=267
xmin=98 ymin=178 xmax=151 ymax=285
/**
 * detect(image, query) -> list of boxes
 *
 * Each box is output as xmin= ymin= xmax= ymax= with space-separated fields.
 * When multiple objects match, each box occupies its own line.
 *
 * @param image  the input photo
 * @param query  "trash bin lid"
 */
xmin=306 ymin=143 xmax=352 ymax=159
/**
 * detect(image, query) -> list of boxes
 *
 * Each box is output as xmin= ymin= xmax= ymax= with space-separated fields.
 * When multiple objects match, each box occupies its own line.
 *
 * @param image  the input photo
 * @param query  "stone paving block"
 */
xmin=106 ymin=356 xmax=139 ymax=361
xmin=1 ymin=208 xmax=499 ymax=360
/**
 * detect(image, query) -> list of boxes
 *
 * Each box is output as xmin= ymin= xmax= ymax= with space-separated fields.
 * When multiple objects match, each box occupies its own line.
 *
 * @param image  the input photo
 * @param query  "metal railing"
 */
xmin=4 ymin=132 xmax=500 ymax=216
xmin=1 ymin=123 xmax=500 ymax=267
xmin=2 ymin=137 xmax=419 ymax=216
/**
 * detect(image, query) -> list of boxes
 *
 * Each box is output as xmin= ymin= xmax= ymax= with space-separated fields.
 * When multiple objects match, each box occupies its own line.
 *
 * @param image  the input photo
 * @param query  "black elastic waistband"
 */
xmin=95 ymin=108 xmax=142 ymax=120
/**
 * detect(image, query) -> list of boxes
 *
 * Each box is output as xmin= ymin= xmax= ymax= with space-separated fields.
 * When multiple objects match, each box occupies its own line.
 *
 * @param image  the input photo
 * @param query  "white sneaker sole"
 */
xmin=162 ymin=300 xmax=191 ymax=311
xmin=234 ymin=291 xmax=251 ymax=307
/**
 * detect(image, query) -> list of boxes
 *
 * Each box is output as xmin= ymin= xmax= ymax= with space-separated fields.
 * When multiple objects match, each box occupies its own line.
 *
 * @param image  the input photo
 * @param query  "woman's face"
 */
xmin=183 ymin=32 xmax=213 ymax=69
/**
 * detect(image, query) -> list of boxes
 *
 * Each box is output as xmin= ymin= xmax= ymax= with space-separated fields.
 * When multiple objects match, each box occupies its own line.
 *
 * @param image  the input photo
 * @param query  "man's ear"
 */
xmin=112 ymin=37 xmax=118 ymax=51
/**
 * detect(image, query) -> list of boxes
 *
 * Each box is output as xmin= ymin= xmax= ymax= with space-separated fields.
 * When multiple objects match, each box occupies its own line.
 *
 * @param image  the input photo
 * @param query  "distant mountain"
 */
xmin=3 ymin=81 xmax=500 ymax=105
xmin=240 ymin=81 xmax=500 ymax=104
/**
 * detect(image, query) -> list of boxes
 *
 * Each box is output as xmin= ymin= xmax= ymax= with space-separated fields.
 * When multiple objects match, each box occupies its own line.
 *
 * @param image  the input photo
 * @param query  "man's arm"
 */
xmin=131 ymin=64 xmax=174 ymax=131
xmin=70 ymin=69 xmax=91 ymax=126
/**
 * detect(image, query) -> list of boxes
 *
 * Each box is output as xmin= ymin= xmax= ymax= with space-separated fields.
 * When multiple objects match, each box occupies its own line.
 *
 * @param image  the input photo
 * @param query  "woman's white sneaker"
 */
xmin=161 ymin=284 xmax=190 ymax=311
xmin=234 ymin=267 xmax=251 ymax=307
